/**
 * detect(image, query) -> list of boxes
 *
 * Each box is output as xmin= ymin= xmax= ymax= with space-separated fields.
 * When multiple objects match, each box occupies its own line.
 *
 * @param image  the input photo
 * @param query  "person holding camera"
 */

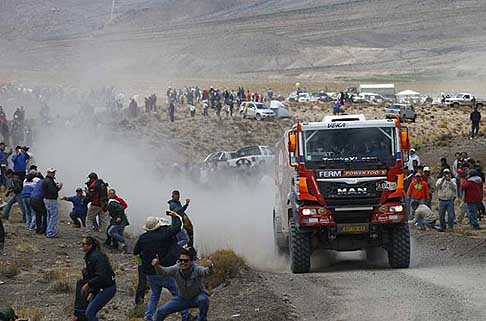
xmin=436 ymin=168 xmax=457 ymax=231
xmin=133 ymin=211 xmax=189 ymax=321
xmin=11 ymin=146 xmax=30 ymax=181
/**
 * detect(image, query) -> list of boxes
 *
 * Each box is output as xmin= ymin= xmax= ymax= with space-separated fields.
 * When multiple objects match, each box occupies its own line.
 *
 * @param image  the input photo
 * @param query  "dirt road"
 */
xmin=263 ymin=231 xmax=486 ymax=321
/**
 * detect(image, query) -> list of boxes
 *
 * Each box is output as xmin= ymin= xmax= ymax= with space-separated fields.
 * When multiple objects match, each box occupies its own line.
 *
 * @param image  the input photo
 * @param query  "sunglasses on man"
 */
xmin=178 ymin=259 xmax=190 ymax=263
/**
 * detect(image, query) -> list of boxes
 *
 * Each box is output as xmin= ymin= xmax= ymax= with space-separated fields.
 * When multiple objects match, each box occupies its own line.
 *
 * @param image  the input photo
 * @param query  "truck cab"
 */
xmin=273 ymin=115 xmax=411 ymax=273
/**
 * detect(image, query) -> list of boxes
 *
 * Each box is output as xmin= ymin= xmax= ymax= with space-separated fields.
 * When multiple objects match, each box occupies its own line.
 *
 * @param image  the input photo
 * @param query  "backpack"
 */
xmin=98 ymin=180 xmax=109 ymax=203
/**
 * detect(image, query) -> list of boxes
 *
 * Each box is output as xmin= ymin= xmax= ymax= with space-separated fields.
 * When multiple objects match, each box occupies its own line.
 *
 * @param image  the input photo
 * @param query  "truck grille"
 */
xmin=318 ymin=179 xmax=383 ymax=208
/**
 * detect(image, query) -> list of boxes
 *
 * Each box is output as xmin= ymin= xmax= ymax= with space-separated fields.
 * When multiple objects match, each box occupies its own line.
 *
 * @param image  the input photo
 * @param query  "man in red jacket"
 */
xmin=461 ymin=169 xmax=482 ymax=229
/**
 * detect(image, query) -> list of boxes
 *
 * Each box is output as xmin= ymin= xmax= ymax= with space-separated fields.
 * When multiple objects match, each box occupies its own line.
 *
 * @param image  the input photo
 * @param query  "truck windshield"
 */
xmin=303 ymin=127 xmax=396 ymax=169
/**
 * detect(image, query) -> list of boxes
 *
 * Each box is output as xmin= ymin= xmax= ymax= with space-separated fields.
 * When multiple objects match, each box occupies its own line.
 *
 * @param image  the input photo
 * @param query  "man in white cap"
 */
xmin=133 ymin=212 xmax=189 ymax=321
xmin=407 ymin=148 xmax=420 ymax=171
xmin=44 ymin=168 xmax=62 ymax=238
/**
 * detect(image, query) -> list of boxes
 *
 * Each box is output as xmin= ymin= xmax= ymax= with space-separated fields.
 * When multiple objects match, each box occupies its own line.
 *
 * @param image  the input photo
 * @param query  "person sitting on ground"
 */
xmin=81 ymin=236 xmax=116 ymax=321
xmin=151 ymin=247 xmax=213 ymax=321
xmin=409 ymin=201 xmax=436 ymax=230
xmin=168 ymin=190 xmax=194 ymax=247
xmin=106 ymin=199 xmax=129 ymax=252
xmin=62 ymin=188 xmax=88 ymax=228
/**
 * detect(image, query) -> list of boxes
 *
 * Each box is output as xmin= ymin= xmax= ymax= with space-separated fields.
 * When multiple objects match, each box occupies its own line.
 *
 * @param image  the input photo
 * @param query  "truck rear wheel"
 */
xmin=289 ymin=219 xmax=311 ymax=273
xmin=387 ymin=224 xmax=410 ymax=268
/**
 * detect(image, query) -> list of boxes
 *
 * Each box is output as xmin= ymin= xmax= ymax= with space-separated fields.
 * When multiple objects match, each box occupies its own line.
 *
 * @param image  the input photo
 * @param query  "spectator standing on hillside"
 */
xmin=461 ymin=169 xmax=482 ymax=229
xmin=168 ymin=102 xmax=175 ymax=122
xmin=423 ymin=167 xmax=434 ymax=208
xmin=267 ymin=88 xmax=273 ymax=102
xmin=106 ymin=199 xmax=129 ymax=252
xmin=105 ymin=189 xmax=128 ymax=248
xmin=81 ymin=237 xmax=117 ymax=321
xmin=168 ymin=190 xmax=194 ymax=248
xmin=406 ymin=166 xmax=429 ymax=220
xmin=439 ymin=157 xmax=451 ymax=177
xmin=0 ymin=143 xmax=12 ymax=188
xmin=407 ymin=148 xmax=420 ymax=171
xmin=30 ymin=175 xmax=47 ymax=234
xmin=85 ymin=172 xmax=109 ymax=233
xmin=11 ymin=146 xmax=30 ymax=181
xmin=133 ymin=214 xmax=188 ymax=321
xmin=2 ymin=170 xmax=27 ymax=222
xmin=332 ymin=100 xmax=341 ymax=115
xmin=22 ymin=170 xmax=40 ymax=230
xmin=470 ymin=107 xmax=481 ymax=139
xmin=436 ymin=168 xmax=457 ymax=231
xmin=44 ymin=168 xmax=63 ymax=238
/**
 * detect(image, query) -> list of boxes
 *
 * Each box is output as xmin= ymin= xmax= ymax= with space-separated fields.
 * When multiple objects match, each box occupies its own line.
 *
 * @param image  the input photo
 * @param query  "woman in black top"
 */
xmin=81 ymin=237 xmax=116 ymax=321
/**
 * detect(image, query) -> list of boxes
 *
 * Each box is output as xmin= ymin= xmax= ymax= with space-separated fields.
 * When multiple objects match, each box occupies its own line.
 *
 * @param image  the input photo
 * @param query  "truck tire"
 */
xmin=452 ymin=102 xmax=460 ymax=108
xmin=256 ymin=113 xmax=262 ymax=121
xmin=289 ymin=219 xmax=311 ymax=273
xmin=387 ymin=224 xmax=410 ymax=269
xmin=273 ymin=210 xmax=288 ymax=256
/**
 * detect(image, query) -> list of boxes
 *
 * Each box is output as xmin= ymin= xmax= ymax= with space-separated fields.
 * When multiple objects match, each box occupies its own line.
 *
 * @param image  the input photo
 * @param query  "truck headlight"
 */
xmin=389 ymin=205 xmax=403 ymax=212
xmin=302 ymin=208 xmax=317 ymax=215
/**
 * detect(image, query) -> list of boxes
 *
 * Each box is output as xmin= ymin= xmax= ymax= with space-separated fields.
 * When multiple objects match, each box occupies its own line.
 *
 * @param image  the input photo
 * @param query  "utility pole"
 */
xmin=110 ymin=0 xmax=115 ymax=22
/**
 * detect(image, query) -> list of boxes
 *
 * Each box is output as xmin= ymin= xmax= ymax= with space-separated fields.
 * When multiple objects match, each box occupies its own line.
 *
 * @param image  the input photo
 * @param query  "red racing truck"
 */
xmin=273 ymin=114 xmax=411 ymax=273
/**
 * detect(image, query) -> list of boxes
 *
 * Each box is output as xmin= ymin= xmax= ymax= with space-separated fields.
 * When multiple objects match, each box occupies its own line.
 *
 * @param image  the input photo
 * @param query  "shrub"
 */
xmin=205 ymin=249 xmax=246 ymax=290
xmin=16 ymin=307 xmax=44 ymax=321
xmin=128 ymin=304 xmax=145 ymax=318
xmin=43 ymin=268 xmax=74 ymax=293
xmin=0 ymin=261 xmax=19 ymax=278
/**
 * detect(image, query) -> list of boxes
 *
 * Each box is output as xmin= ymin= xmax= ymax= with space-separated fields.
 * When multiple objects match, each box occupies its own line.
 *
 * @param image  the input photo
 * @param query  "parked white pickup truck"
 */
xmin=445 ymin=93 xmax=485 ymax=108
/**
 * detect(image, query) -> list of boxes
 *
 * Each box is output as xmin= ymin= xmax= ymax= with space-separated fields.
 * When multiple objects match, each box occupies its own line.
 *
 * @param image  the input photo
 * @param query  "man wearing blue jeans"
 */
xmin=2 ymin=170 xmax=27 ymax=221
xmin=43 ymin=168 xmax=63 ymax=238
xmin=152 ymin=248 xmax=213 ymax=321
xmin=436 ymin=169 xmax=457 ymax=231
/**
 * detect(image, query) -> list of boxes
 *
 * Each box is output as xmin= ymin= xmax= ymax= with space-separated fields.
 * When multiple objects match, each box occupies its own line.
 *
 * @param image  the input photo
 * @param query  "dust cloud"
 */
xmin=32 ymin=119 xmax=284 ymax=269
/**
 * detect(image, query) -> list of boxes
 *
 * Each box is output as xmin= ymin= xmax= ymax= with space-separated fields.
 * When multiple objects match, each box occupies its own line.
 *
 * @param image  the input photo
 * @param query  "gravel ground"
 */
xmin=263 ymin=230 xmax=486 ymax=321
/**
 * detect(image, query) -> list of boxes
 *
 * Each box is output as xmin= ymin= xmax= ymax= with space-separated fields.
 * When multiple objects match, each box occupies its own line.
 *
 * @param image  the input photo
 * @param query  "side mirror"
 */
xmin=288 ymin=132 xmax=296 ymax=153
xmin=401 ymin=127 xmax=410 ymax=150
xmin=288 ymin=131 xmax=298 ymax=167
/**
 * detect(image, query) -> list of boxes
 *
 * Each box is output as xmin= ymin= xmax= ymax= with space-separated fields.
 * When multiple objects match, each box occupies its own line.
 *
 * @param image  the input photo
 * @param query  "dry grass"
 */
xmin=0 ymin=260 xmax=20 ymax=278
xmin=16 ymin=307 xmax=45 ymax=321
xmin=205 ymin=249 xmax=246 ymax=290
xmin=42 ymin=268 xmax=74 ymax=293
xmin=15 ymin=239 xmax=39 ymax=253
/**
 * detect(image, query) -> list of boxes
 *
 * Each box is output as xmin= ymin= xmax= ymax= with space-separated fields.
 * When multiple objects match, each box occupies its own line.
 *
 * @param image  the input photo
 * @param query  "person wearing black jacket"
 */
xmin=44 ymin=168 xmax=62 ymax=238
xmin=2 ymin=170 xmax=27 ymax=221
xmin=470 ymin=107 xmax=482 ymax=139
xmin=133 ymin=212 xmax=189 ymax=321
xmin=81 ymin=236 xmax=116 ymax=321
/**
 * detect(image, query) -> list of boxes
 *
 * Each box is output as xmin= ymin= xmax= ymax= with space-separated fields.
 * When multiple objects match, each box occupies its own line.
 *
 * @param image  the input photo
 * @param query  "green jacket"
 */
xmin=107 ymin=200 xmax=129 ymax=226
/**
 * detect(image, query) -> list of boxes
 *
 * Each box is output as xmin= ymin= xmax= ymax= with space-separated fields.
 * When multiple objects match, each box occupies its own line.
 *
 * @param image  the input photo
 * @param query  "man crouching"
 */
xmin=151 ymin=248 xmax=213 ymax=321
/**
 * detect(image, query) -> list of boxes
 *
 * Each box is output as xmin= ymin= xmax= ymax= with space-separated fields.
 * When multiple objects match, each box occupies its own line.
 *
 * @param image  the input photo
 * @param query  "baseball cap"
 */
xmin=443 ymin=168 xmax=450 ymax=173
xmin=47 ymin=167 xmax=56 ymax=173
xmin=423 ymin=166 xmax=430 ymax=172
xmin=410 ymin=148 xmax=416 ymax=152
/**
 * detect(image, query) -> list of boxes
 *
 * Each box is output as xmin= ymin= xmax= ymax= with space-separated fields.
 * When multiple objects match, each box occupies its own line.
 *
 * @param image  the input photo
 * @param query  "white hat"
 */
xmin=47 ymin=167 xmax=56 ymax=173
xmin=410 ymin=148 xmax=416 ymax=152
xmin=142 ymin=216 xmax=171 ymax=231
xmin=443 ymin=168 xmax=450 ymax=173
xmin=424 ymin=166 xmax=430 ymax=171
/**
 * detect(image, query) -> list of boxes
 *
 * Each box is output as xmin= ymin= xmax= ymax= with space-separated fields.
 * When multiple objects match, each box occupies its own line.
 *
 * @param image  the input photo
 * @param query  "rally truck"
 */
xmin=273 ymin=114 xmax=411 ymax=273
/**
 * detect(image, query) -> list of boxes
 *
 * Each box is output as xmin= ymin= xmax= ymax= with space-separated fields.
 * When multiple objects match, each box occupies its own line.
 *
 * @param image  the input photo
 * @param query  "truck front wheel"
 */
xmin=387 ymin=224 xmax=411 ymax=268
xmin=289 ymin=219 xmax=311 ymax=273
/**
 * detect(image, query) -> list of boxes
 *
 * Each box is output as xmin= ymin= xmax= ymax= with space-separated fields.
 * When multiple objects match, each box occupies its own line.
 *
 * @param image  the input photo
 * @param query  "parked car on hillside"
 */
xmin=204 ymin=151 xmax=237 ymax=166
xmin=385 ymin=103 xmax=417 ymax=122
xmin=227 ymin=145 xmax=274 ymax=167
xmin=298 ymin=92 xmax=311 ymax=103
xmin=353 ymin=92 xmax=391 ymax=104
xmin=239 ymin=101 xmax=275 ymax=120
xmin=310 ymin=92 xmax=332 ymax=102
xmin=444 ymin=93 xmax=486 ymax=108
xmin=269 ymin=100 xmax=291 ymax=118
